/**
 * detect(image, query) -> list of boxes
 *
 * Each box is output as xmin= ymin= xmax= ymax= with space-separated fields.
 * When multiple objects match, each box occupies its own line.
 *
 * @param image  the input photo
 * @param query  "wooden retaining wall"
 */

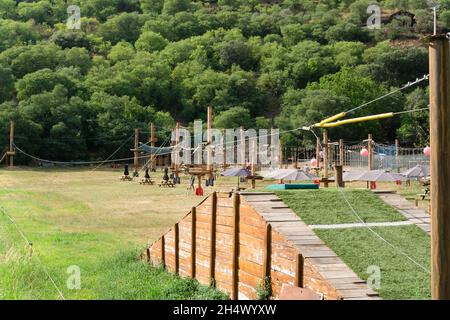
xmin=145 ymin=192 xmax=380 ymax=300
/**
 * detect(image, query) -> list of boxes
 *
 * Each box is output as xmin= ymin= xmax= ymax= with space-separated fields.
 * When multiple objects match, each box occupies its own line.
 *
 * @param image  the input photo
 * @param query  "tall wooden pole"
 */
xmin=429 ymin=35 xmax=450 ymax=300
xmin=175 ymin=122 xmax=180 ymax=179
xmin=251 ymin=140 xmax=256 ymax=189
xmin=150 ymin=122 xmax=157 ymax=171
xmin=339 ymin=139 xmax=344 ymax=167
xmin=395 ymin=139 xmax=400 ymax=173
xmin=278 ymin=142 xmax=283 ymax=169
xmin=133 ymin=128 xmax=139 ymax=177
xmin=207 ymin=106 xmax=213 ymax=180
xmin=368 ymin=134 xmax=373 ymax=170
xmin=240 ymin=126 xmax=245 ymax=168
xmin=9 ymin=121 xmax=14 ymax=167
xmin=316 ymin=137 xmax=321 ymax=169
xmin=323 ymin=130 xmax=329 ymax=188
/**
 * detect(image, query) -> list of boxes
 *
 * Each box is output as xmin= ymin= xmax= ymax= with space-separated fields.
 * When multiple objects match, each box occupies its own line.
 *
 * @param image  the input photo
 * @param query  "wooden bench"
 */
xmin=158 ymin=180 xmax=175 ymax=188
xmin=120 ymin=175 xmax=133 ymax=181
xmin=140 ymin=178 xmax=154 ymax=185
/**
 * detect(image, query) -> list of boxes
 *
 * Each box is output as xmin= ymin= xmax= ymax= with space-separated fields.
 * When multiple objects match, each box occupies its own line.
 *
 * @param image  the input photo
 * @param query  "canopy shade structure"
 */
xmin=263 ymin=169 xmax=317 ymax=181
xmin=221 ymin=168 xmax=252 ymax=177
xmin=342 ymin=170 xmax=369 ymax=182
xmin=221 ymin=168 xmax=252 ymax=189
xmin=357 ymin=170 xmax=407 ymax=182
xmin=138 ymin=143 xmax=173 ymax=155
xmin=401 ymin=165 xmax=430 ymax=179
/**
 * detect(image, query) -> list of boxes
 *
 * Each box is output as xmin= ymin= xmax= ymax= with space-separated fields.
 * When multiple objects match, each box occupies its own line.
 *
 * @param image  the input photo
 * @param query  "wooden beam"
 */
xmin=9 ymin=121 xmax=14 ymax=167
xmin=429 ymin=35 xmax=450 ymax=300
xmin=368 ymin=134 xmax=373 ymax=170
xmin=339 ymin=139 xmax=344 ymax=167
xmin=335 ymin=165 xmax=344 ymax=188
xmin=295 ymin=254 xmax=304 ymax=288
xmin=191 ymin=207 xmax=196 ymax=279
xmin=209 ymin=192 xmax=217 ymax=286
xmin=231 ymin=192 xmax=240 ymax=300
xmin=263 ymin=223 xmax=272 ymax=293
xmin=323 ymin=130 xmax=329 ymax=188
xmin=395 ymin=139 xmax=400 ymax=173
xmin=174 ymin=223 xmax=179 ymax=274
xmin=207 ymin=106 xmax=213 ymax=179
xmin=161 ymin=235 xmax=165 ymax=268
xmin=316 ymin=137 xmax=321 ymax=169
xmin=133 ymin=128 xmax=139 ymax=176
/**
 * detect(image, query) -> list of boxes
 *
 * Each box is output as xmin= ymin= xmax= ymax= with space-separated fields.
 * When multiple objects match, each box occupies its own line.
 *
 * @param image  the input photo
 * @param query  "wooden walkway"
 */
xmin=374 ymin=191 xmax=431 ymax=234
xmin=241 ymin=192 xmax=381 ymax=300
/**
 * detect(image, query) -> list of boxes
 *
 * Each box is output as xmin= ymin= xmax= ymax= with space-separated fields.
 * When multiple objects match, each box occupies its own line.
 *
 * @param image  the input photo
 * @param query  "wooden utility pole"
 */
xmin=251 ymin=140 xmax=256 ymax=189
xmin=278 ymin=142 xmax=283 ymax=169
xmin=395 ymin=139 xmax=400 ymax=173
xmin=316 ymin=137 xmax=321 ymax=169
xmin=174 ymin=122 xmax=180 ymax=180
xmin=240 ymin=126 xmax=246 ymax=168
xmin=368 ymin=134 xmax=374 ymax=170
xmin=8 ymin=121 xmax=15 ymax=167
xmin=339 ymin=139 xmax=344 ymax=167
xmin=149 ymin=122 xmax=157 ymax=171
xmin=335 ymin=165 xmax=344 ymax=188
xmin=323 ymin=130 xmax=329 ymax=188
xmin=429 ymin=35 xmax=450 ymax=300
xmin=133 ymin=128 xmax=139 ymax=177
xmin=207 ymin=106 xmax=213 ymax=180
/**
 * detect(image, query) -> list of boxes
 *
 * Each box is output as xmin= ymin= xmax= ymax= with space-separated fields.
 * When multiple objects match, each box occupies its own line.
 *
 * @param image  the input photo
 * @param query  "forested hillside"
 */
xmin=0 ymin=0 xmax=446 ymax=161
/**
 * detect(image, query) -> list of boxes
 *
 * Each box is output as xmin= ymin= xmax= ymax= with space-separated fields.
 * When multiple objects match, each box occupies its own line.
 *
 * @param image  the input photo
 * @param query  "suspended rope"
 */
xmin=311 ymin=74 xmax=430 ymax=129
xmin=0 ymin=207 xmax=66 ymax=300
xmin=337 ymin=187 xmax=430 ymax=275
xmin=14 ymin=144 xmax=173 ymax=166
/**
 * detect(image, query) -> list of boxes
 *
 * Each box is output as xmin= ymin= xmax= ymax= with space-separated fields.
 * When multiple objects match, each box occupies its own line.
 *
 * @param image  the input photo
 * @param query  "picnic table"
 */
xmin=140 ymin=178 xmax=154 ymax=185
xmin=120 ymin=175 xmax=133 ymax=181
xmin=158 ymin=180 xmax=175 ymax=188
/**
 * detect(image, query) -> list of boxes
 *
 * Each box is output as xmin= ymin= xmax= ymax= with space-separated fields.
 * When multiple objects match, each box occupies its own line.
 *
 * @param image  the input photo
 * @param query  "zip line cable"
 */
xmin=336 ymin=187 xmax=430 ymax=275
xmin=0 ymin=207 xmax=66 ymax=300
xmin=345 ymin=74 xmax=429 ymax=115
xmin=90 ymin=134 xmax=134 ymax=172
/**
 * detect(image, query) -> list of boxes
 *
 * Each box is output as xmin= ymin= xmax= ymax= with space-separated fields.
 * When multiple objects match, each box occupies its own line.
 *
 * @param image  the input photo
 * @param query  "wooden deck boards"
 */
xmin=241 ymin=192 xmax=381 ymax=300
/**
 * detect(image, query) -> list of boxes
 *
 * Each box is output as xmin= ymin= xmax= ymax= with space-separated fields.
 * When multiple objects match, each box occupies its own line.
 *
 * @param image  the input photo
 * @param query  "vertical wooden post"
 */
xmin=323 ymin=130 xmax=329 ymax=188
xmin=207 ymin=106 xmax=213 ymax=180
xmin=231 ymin=192 xmax=240 ymax=300
xmin=335 ymin=165 xmax=344 ymax=188
xmin=240 ymin=126 xmax=245 ymax=168
xmin=316 ymin=137 xmax=321 ymax=169
xmin=368 ymin=134 xmax=373 ymax=170
xmin=191 ymin=207 xmax=196 ymax=279
xmin=161 ymin=235 xmax=166 ymax=267
xmin=339 ymin=139 xmax=344 ymax=167
xmin=209 ymin=192 xmax=217 ymax=286
xmin=429 ymin=35 xmax=450 ymax=300
xmin=251 ymin=140 xmax=256 ymax=189
xmin=174 ymin=223 xmax=179 ymax=274
xmin=146 ymin=248 xmax=151 ymax=263
xmin=133 ymin=128 xmax=139 ymax=176
xmin=395 ymin=139 xmax=400 ymax=173
xmin=278 ymin=142 xmax=283 ymax=169
xmin=150 ymin=122 xmax=157 ymax=171
xmin=174 ymin=122 xmax=180 ymax=179
xmin=295 ymin=254 xmax=304 ymax=288
xmin=8 ymin=121 xmax=14 ymax=167
xmin=263 ymin=223 xmax=272 ymax=294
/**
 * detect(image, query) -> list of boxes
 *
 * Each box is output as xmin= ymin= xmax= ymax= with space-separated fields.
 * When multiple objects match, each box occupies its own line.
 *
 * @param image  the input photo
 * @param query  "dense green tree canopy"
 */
xmin=0 ymin=0 xmax=437 ymax=162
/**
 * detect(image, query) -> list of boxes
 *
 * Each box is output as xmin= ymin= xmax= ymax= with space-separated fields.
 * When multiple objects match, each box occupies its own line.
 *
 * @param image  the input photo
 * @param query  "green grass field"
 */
xmin=0 ymin=168 xmax=431 ymax=300
xmin=0 ymin=168 xmax=234 ymax=300
xmin=278 ymin=189 xmax=431 ymax=300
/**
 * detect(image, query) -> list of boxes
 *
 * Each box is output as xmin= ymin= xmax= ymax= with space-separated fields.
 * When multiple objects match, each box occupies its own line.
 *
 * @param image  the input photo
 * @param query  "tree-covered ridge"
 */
xmin=0 ymin=0 xmax=442 ymax=161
